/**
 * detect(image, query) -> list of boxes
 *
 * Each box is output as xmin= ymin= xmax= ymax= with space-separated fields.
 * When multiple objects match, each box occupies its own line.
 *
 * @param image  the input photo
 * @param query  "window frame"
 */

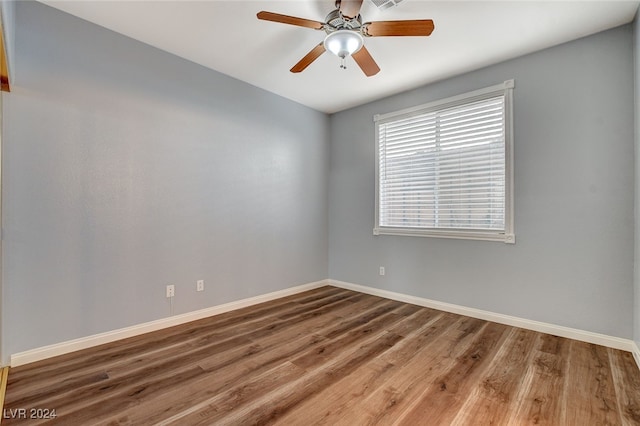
xmin=374 ymin=80 xmax=515 ymax=243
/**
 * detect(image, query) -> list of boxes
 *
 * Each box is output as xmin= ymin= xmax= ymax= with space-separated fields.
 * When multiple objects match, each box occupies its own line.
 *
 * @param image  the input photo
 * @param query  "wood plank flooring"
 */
xmin=3 ymin=286 xmax=640 ymax=425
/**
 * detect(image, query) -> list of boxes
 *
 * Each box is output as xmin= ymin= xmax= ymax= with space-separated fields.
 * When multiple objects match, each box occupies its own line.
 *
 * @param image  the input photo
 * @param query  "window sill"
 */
xmin=373 ymin=227 xmax=515 ymax=244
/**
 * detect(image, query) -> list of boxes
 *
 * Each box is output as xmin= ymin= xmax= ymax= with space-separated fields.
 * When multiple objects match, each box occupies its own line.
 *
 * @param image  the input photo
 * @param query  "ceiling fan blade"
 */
xmin=364 ymin=19 xmax=435 ymax=37
xmin=257 ymin=11 xmax=324 ymax=30
xmin=338 ymin=0 xmax=364 ymax=18
xmin=352 ymin=46 xmax=380 ymax=77
xmin=290 ymin=43 xmax=326 ymax=73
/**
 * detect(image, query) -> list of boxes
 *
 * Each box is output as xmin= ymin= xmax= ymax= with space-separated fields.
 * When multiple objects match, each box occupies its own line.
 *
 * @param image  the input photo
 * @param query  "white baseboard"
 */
xmin=10 ymin=280 xmax=329 ymax=367
xmin=632 ymin=341 xmax=640 ymax=370
xmin=329 ymin=279 xmax=636 ymax=353
xmin=10 ymin=278 xmax=637 ymax=368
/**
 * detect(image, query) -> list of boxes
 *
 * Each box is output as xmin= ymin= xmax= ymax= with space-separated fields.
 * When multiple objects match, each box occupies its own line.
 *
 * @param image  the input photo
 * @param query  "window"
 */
xmin=374 ymin=80 xmax=514 ymax=243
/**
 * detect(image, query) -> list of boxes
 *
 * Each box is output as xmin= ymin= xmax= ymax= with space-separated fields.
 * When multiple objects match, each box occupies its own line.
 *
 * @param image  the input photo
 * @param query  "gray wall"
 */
xmin=329 ymin=25 xmax=635 ymax=338
xmin=0 ymin=0 xmax=15 ymax=363
xmin=1 ymin=1 xmax=329 ymax=360
xmin=634 ymin=10 xmax=640 ymax=347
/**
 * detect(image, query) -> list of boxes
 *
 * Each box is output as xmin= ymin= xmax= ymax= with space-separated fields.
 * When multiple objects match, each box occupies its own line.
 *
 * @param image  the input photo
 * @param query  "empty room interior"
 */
xmin=0 ymin=0 xmax=640 ymax=424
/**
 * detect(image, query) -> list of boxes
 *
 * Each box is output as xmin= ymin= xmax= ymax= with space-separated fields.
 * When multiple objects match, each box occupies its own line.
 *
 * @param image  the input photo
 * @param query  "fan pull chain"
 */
xmin=340 ymin=56 xmax=347 ymax=69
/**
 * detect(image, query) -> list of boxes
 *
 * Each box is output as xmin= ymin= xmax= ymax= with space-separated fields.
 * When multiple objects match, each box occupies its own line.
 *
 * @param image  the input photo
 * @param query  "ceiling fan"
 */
xmin=257 ymin=0 xmax=434 ymax=77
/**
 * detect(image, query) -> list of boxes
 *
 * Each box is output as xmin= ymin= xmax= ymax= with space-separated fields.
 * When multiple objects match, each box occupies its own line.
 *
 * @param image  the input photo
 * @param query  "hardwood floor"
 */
xmin=3 ymin=286 xmax=640 ymax=425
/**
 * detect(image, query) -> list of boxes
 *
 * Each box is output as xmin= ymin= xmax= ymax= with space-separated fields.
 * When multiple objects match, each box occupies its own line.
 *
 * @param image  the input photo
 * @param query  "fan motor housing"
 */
xmin=324 ymin=9 xmax=363 ymax=33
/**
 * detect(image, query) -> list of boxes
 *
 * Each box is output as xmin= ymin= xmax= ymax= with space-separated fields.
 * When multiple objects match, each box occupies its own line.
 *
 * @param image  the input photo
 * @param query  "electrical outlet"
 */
xmin=379 ymin=266 xmax=385 ymax=276
xmin=166 ymin=284 xmax=175 ymax=298
xmin=196 ymin=280 xmax=204 ymax=292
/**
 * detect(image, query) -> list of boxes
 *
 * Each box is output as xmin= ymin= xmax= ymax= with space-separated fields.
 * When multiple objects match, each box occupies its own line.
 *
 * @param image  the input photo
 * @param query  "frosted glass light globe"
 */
xmin=324 ymin=30 xmax=364 ymax=58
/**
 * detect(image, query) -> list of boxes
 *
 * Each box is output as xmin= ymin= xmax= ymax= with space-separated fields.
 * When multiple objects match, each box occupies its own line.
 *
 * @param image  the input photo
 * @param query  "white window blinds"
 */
xmin=374 ymin=80 xmax=514 ymax=243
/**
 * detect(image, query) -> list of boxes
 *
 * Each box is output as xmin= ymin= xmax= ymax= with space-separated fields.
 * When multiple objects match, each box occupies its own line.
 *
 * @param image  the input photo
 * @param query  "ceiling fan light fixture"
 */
xmin=324 ymin=30 xmax=364 ymax=58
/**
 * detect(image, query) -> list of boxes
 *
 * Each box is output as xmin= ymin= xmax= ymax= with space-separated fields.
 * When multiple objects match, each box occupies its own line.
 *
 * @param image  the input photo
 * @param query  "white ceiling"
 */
xmin=40 ymin=0 xmax=639 ymax=113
